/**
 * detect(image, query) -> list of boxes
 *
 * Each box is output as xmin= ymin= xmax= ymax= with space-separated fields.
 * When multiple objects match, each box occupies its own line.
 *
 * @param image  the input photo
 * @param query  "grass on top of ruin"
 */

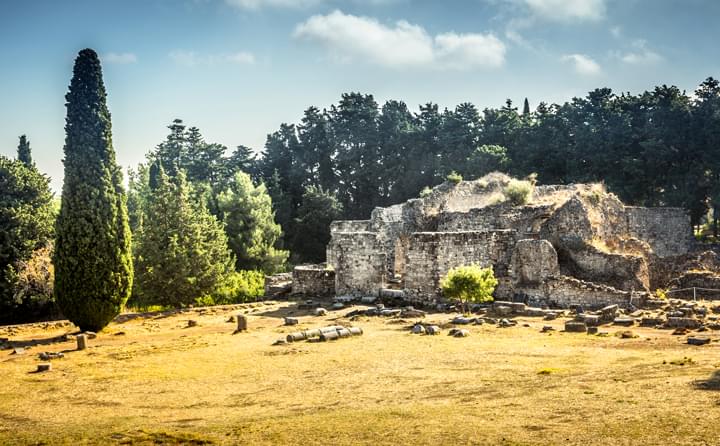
xmin=1 ymin=301 xmax=719 ymax=446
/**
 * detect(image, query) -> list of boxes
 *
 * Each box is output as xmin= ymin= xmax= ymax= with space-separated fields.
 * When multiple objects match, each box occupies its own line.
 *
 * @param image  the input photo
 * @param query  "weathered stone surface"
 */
xmin=36 ymin=363 xmax=51 ymax=372
xmin=511 ymin=239 xmax=559 ymax=286
xmin=613 ymin=318 xmax=636 ymax=327
xmin=76 ymin=334 xmax=87 ymax=351
xmin=666 ymin=317 xmax=702 ymax=329
xmin=292 ymin=264 xmax=335 ymax=296
xmin=411 ymin=324 xmax=425 ymax=334
xmin=451 ymin=316 xmax=475 ymax=325
xmin=687 ymin=336 xmax=711 ymax=346
xmin=640 ymin=317 xmax=664 ymax=327
xmin=314 ymin=308 xmax=328 ymax=316
xmin=284 ymin=317 xmax=299 ymax=326
xmin=425 ymin=325 xmax=441 ymax=335
xmin=587 ymin=326 xmax=599 ymax=335
xmin=565 ymin=321 xmax=587 ymax=333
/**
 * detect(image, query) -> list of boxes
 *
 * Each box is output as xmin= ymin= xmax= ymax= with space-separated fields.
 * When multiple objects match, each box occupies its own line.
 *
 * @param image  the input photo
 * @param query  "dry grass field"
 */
xmin=1 ymin=301 xmax=719 ymax=446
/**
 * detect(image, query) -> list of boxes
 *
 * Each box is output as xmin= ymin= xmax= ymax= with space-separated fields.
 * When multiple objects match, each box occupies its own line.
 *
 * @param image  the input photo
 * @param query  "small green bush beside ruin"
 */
xmin=503 ymin=179 xmax=534 ymax=206
xmin=441 ymin=264 xmax=498 ymax=311
xmin=446 ymin=171 xmax=463 ymax=184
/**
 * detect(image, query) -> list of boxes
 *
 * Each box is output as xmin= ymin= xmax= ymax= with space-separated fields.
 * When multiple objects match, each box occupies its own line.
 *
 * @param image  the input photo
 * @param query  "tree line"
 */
xmin=256 ymin=80 xmax=720 ymax=261
xmin=2 ymin=47 xmax=719 ymax=328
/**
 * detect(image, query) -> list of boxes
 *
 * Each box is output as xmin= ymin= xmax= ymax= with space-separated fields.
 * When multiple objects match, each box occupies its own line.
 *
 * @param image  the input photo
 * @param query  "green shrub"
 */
xmin=210 ymin=270 xmax=265 ymax=305
xmin=441 ymin=264 xmax=498 ymax=312
xmin=503 ymin=179 xmax=533 ymax=206
xmin=419 ymin=186 xmax=433 ymax=198
xmin=446 ymin=171 xmax=463 ymax=184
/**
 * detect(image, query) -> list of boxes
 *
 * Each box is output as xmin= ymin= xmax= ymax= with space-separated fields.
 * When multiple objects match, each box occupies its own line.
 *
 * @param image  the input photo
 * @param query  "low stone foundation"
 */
xmin=292 ymin=264 xmax=335 ymax=296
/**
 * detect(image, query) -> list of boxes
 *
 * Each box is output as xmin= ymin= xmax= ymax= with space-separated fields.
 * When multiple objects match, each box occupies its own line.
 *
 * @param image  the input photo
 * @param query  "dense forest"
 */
xmin=3 ymin=68 xmax=720 ymax=324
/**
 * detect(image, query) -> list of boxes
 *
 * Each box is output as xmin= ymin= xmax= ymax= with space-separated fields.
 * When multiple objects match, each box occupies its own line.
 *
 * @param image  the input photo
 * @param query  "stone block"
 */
xmin=565 ymin=321 xmax=587 ymax=333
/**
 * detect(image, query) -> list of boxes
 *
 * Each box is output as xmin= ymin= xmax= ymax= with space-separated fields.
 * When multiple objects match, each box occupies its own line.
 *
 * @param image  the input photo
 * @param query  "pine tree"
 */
xmin=17 ymin=135 xmax=33 ymax=167
xmin=217 ymin=172 xmax=288 ymax=273
xmin=291 ymin=186 xmax=342 ymax=263
xmin=523 ymin=98 xmax=531 ymax=116
xmin=54 ymin=49 xmax=133 ymax=331
xmin=134 ymin=169 xmax=234 ymax=307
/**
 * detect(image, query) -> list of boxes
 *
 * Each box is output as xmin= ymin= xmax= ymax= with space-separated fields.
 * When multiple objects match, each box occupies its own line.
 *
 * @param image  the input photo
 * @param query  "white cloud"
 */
xmin=225 ymin=0 xmax=399 ymax=9
xmin=619 ymin=40 xmax=663 ymax=65
xmin=169 ymin=50 xmax=256 ymax=66
xmin=225 ymin=0 xmax=321 ymax=9
xmin=102 ymin=52 xmax=137 ymax=64
xmin=524 ymin=0 xmax=605 ymax=22
xmin=562 ymin=53 xmax=601 ymax=75
xmin=293 ymin=10 xmax=506 ymax=70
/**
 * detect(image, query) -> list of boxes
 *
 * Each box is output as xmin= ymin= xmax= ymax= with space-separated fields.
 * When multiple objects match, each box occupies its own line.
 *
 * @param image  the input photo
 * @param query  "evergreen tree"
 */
xmin=217 ymin=171 xmax=288 ymax=273
xmin=17 ymin=135 xmax=33 ymax=167
xmin=54 ymin=48 xmax=133 ymax=331
xmin=522 ymin=98 xmax=531 ymax=116
xmin=0 ymin=156 xmax=55 ymax=322
xmin=291 ymin=187 xmax=343 ymax=263
xmin=134 ymin=169 xmax=234 ymax=307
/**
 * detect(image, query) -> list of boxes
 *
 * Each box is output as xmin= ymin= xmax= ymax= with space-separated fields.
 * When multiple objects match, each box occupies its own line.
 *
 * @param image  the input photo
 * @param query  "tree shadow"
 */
xmin=7 ymin=332 xmax=78 ymax=349
xmin=695 ymin=370 xmax=720 ymax=391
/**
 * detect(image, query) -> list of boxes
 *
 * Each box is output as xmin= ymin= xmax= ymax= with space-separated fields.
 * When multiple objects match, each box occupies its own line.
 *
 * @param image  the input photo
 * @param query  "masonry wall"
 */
xmin=327 ymin=232 xmax=385 ymax=296
xmin=292 ymin=264 xmax=335 ymax=296
xmin=404 ymin=230 xmax=517 ymax=303
xmin=625 ymin=207 xmax=693 ymax=258
xmin=515 ymin=276 xmax=638 ymax=309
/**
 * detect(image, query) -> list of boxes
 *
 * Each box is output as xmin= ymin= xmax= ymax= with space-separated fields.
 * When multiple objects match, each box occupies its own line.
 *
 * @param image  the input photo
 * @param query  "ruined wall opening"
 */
xmin=392 ymin=236 xmax=409 ymax=285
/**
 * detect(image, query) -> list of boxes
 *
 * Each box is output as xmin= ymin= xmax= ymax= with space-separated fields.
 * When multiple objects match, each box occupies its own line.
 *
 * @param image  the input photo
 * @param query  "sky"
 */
xmin=1 ymin=0 xmax=719 ymax=192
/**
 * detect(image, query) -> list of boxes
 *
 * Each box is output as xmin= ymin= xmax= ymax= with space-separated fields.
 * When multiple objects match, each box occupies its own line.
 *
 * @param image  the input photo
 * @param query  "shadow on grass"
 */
xmin=694 ymin=370 xmax=720 ymax=391
xmin=8 ymin=332 xmax=78 ymax=349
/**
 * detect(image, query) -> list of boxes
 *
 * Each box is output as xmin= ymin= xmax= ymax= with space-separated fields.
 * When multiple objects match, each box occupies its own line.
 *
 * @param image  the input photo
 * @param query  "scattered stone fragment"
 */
xmin=234 ymin=314 xmax=248 ymax=333
xmin=114 ymin=331 xmax=126 ymax=336
xmin=499 ymin=318 xmax=513 ymax=328
xmin=565 ymin=321 xmax=587 ymax=333
xmin=284 ymin=317 xmax=299 ymax=326
xmin=687 ymin=336 xmax=711 ymax=346
xmin=187 ymin=320 xmax=198 ymax=328
xmin=336 ymin=327 xmax=352 ymax=338
xmin=672 ymin=327 xmax=688 ymax=335
xmin=666 ymin=317 xmax=702 ymax=329
xmin=273 ymin=339 xmax=287 ymax=346
xmin=286 ymin=332 xmax=306 ymax=342
xmin=640 ymin=317 xmax=663 ymax=327
xmin=319 ymin=330 xmax=340 ymax=341
xmin=613 ymin=318 xmax=635 ymax=327
xmin=401 ymin=307 xmax=426 ymax=318
xmin=425 ymin=325 xmax=441 ymax=335
xmin=314 ymin=308 xmax=328 ymax=316
xmin=360 ymin=296 xmax=377 ymax=304
xmin=347 ymin=327 xmax=363 ymax=336
xmin=619 ymin=330 xmax=637 ymax=339
xmin=84 ymin=331 xmax=97 ymax=339
xmin=411 ymin=324 xmax=425 ymax=334
xmin=578 ymin=314 xmax=600 ymax=327
xmin=38 ymin=352 xmax=64 ymax=360
xmin=226 ymin=315 xmax=235 ymax=323
xmin=36 ymin=363 xmax=51 ymax=373
xmin=11 ymin=347 xmax=25 ymax=355
xmin=707 ymin=323 xmax=720 ymax=331
xmin=541 ymin=326 xmax=555 ymax=333
xmin=509 ymin=302 xmax=527 ymax=313
xmin=587 ymin=326 xmax=599 ymax=335
xmin=524 ymin=307 xmax=546 ymax=317
xmin=379 ymin=309 xmax=401 ymax=317
xmin=473 ymin=318 xmax=485 ymax=325
xmin=76 ymin=334 xmax=87 ymax=351
xmin=544 ymin=313 xmax=558 ymax=321
xmin=494 ymin=305 xmax=513 ymax=316
xmin=451 ymin=316 xmax=474 ymax=325
xmin=331 ymin=302 xmax=345 ymax=310
xmin=453 ymin=329 xmax=470 ymax=338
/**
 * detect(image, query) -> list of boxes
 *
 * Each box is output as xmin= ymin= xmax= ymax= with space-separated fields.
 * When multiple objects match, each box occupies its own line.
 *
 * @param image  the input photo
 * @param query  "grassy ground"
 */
xmin=1 ymin=301 xmax=719 ymax=446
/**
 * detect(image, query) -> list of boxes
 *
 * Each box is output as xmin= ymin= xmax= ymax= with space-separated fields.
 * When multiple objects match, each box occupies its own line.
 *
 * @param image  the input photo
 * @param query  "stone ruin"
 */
xmin=294 ymin=173 xmax=720 ymax=310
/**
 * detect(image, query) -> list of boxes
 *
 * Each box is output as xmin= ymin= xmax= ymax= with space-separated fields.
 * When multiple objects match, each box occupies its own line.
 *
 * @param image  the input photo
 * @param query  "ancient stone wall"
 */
xmin=625 ymin=207 xmax=693 ymax=258
xmin=561 ymin=245 xmax=649 ymax=291
xmin=404 ymin=230 xmax=517 ymax=303
xmin=511 ymin=239 xmax=559 ymax=287
xmin=330 ymin=220 xmax=371 ymax=233
xmin=327 ymin=232 xmax=385 ymax=296
xmin=516 ymin=276 xmax=638 ymax=309
xmin=438 ymin=204 xmax=554 ymax=238
xmin=292 ymin=264 xmax=335 ymax=296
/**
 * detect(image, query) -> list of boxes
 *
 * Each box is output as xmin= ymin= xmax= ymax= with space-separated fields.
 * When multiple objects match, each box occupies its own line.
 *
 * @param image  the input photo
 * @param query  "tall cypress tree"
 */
xmin=17 ymin=135 xmax=33 ymax=167
xmin=54 ymin=49 xmax=133 ymax=331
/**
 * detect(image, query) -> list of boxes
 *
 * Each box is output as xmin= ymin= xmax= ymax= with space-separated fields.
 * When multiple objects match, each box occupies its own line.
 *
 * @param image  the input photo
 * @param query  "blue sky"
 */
xmin=1 ymin=0 xmax=719 ymax=192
